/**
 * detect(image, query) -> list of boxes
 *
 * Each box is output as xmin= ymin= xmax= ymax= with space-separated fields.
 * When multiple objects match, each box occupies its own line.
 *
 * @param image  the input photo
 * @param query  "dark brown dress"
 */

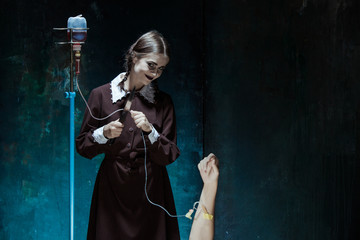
xmin=76 ymin=81 xmax=181 ymax=240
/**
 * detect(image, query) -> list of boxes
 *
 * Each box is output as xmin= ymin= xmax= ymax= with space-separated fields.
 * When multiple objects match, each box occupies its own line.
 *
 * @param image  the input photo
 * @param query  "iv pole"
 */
xmin=53 ymin=26 xmax=88 ymax=240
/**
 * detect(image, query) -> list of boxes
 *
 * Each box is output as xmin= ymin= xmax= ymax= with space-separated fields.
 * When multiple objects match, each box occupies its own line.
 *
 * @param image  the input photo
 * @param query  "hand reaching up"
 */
xmin=198 ymin=153 xmax=219 ymax=184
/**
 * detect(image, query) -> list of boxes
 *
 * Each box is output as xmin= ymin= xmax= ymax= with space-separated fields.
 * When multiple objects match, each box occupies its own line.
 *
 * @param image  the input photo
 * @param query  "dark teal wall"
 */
xmin=204 ymin=0 xmax=360 ymax=239
xmin=1 ymin=0 xmax=360 ymax=240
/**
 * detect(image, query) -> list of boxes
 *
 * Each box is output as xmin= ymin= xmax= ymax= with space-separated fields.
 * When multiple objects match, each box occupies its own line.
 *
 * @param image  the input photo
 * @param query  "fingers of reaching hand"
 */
xmin=198 ymin=153 xmax=220 ymax=177
xmin=207 ymin=153 xmax=215 ymax=160
xmin=208 ymin=159 xmax=219 ymax=177
xmin=199 ymin=154 xmax=215 ymax=172
xmin=211 ymin=161 xmax=219 ymax=175
xmin=207 ymin=153 xmax=219 ymax=166
xmin=198 ymin=159 xmax=207 ymax=172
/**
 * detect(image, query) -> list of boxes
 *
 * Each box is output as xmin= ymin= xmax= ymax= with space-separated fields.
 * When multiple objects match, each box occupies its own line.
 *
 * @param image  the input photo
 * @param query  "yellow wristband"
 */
xmin=202 ymin=212 xmax=214 ymax=220
xmin=201 ymin=204 xmax=214 ymax=220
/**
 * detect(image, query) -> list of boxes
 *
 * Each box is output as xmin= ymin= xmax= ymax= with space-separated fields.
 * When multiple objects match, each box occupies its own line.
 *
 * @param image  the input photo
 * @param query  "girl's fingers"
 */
xmin=130 ymin=110 xmax=145 ymax=119
xmin=136 ymin=121 xmax=143 ymax=128
xmin=135 ymin=118 xmax=146 ymax=127
xmin=135 ymin=117 xmax=146 ymax=124
xmin=112 ymin=121 xmax=123 ymax=128
xmin=132 ymin=114 xmax=144 ymax=121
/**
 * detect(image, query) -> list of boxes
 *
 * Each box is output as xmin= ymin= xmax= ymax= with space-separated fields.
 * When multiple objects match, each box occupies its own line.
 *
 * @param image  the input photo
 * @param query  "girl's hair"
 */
xmin=124 ymin=30 xmax=170 ymax=75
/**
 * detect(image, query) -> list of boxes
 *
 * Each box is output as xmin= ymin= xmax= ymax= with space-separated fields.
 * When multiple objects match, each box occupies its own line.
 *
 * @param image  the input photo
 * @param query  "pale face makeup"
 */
xmin=128 ymin=53 xmax=169 ymax=90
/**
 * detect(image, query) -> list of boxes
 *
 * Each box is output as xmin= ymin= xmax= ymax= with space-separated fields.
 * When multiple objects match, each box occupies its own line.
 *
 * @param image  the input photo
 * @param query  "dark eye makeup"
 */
xmin=147 ymin=62 xmax=156 ymax=69
xmin=147 ymin=61 xmax=166 ymax=71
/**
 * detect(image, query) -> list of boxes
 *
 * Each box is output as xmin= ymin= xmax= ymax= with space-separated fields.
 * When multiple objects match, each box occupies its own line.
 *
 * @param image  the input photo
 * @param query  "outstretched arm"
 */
xmin=189 ymin=153 xmax=219 ymax=240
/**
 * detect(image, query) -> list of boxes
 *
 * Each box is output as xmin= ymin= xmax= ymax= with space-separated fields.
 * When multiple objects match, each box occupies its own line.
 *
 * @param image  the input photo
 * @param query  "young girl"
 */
xmin=76 ymin=31 xmax=180 ymax=240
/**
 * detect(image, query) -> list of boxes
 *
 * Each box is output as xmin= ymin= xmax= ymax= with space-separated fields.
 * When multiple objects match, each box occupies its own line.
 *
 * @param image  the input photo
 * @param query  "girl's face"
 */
xmin=131 ymin=53 xmax=169 ymax=86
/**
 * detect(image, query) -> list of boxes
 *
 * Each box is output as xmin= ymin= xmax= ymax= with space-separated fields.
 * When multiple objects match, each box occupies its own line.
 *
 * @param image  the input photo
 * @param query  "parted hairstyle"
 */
xmin=124 ymin=30 xmax=170 ymax=76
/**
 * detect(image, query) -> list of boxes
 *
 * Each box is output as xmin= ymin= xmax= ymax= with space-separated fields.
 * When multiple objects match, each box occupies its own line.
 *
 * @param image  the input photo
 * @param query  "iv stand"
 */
xmin=53 ymin=27 xmax=88 ymax=240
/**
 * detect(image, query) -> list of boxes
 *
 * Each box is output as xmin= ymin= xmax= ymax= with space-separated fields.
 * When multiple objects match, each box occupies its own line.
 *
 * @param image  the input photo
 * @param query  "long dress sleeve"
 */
xmin=76 ymin=88 xmax=110 ymax=159
xmin=145 ymin=93 xmax=180 ymax=166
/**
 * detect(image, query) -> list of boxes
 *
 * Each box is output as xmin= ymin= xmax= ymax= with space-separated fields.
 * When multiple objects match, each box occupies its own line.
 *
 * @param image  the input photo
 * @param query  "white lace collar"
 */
xmin=110 ymin=73 xmax=127 ymax=103
xmin=110 ymin=72 xmax=157 ymax=104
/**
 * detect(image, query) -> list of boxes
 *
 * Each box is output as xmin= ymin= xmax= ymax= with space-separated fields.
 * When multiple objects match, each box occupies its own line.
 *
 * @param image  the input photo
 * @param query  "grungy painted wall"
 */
xmin=204 ymin=0 xmax=360 ymax=239
xmin=0 ymin=1 xmax=203 ymax=239
xmin=1 ymin=0 xmax=360 ymax=240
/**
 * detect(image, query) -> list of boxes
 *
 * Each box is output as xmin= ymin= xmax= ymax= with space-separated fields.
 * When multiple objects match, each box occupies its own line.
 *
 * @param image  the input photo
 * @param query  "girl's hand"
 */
xmin=103 ymin=119 xmax=124 ymax=139
xmin=130 ymin=110 xmax=152 ymax=133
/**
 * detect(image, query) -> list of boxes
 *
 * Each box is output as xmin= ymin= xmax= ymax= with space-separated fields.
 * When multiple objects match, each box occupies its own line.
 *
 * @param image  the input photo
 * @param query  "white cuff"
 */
xmin=92 ymin=126 xmax=108 ymax=144
xmin=148 ymin=125 xmax=160 ymax=144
